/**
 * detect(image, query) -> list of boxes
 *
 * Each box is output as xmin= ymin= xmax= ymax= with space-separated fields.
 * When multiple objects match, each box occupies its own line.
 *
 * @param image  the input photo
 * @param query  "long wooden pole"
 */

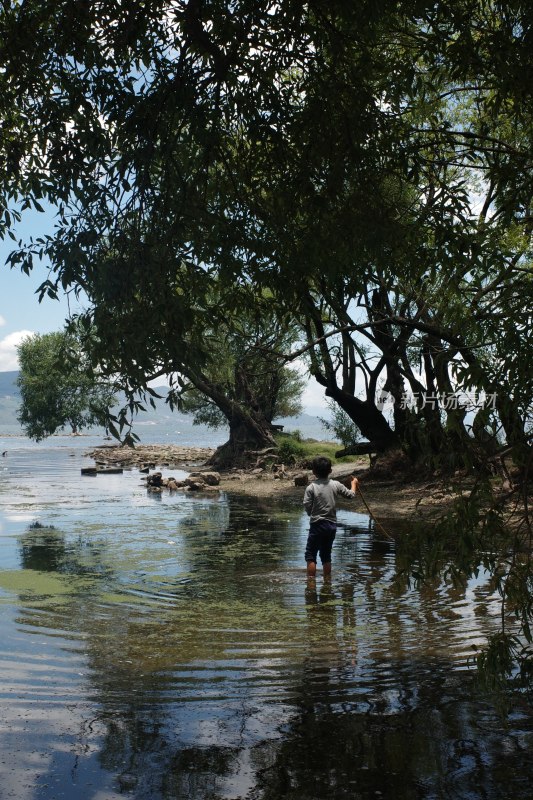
xmin=356 ymin=485 xmax=395 ymax=541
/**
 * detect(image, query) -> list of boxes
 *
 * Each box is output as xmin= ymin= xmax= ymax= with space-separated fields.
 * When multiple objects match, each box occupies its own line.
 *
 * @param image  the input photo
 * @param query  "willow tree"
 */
xmin=1 ymin=4 xmax=532 ymax=450
xmin=1 ymin=2 xmax=532 ymax=464
xmin=1 ymin=0 xmax=414 ymax=456
xmin=16 ymin=329 xmax=117 ymax=439
xmin=243 ymin=1 xmax=533 ymax=474
xmin=175 ymin=300 xmax=305 ymax=467
xmin=1 ymin=0 xmax=533 ymax=679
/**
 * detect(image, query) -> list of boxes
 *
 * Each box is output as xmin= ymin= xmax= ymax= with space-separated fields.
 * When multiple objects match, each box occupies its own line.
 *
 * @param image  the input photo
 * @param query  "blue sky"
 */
xmin=0 ymin=201 xmax=93 ymax=375
xmin=0 ymin=209 xmax=328 ymax=412
xmin=0 ymin=207 xmax=83 ymax=371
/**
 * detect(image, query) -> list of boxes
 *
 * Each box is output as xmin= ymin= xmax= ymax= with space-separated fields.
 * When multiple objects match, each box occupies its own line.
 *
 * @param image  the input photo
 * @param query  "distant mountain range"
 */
xmin=0 ymin=370 xmax=331 ymax=441
xmin=0 ymin=371 xmax=18 ymax=396
xmin=0 ymin=371 xmax=20 ymax=429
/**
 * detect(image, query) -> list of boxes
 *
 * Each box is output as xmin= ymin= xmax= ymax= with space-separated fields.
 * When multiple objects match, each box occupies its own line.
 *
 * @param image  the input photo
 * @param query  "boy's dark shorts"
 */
xmin=305 ymin=519 xmax=337 ymax=564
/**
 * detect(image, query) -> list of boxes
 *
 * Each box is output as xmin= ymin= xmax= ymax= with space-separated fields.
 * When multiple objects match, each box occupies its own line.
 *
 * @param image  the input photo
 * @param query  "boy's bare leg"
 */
xmin=307 ymin=561 xmax=317 ymax=577
xmin=323 ymin=562 xmax=332 ymax=578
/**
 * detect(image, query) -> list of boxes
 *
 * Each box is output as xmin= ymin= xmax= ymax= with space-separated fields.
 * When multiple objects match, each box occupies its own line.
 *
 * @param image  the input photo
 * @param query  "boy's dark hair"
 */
xmin=312 ymin=456 xmax=332 ymax=478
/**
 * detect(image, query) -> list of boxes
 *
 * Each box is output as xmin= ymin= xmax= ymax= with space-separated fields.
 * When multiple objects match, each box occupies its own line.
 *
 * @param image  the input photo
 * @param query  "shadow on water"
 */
xmin=2 ymin=483 xmax=533 ymax=799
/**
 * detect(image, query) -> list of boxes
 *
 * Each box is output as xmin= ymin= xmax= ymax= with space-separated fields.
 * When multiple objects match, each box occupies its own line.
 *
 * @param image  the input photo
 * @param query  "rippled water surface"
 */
xmin=1 ymin=436 xmax=532 ymax=800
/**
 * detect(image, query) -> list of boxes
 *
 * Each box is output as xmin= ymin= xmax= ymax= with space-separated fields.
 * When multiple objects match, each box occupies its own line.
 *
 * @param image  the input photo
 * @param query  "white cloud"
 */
xmin=0 ymin=315 xmax=6 ymax=326
xmin=288 ymin=360 xmax=328 ymax=414
xmin=301 ymin=377 xmax=329 ymax=414
xmin=0 ymin=330 xmax=34 ymax=371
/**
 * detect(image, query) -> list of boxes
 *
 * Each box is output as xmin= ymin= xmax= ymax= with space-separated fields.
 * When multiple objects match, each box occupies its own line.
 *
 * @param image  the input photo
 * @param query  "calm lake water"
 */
xmin=1 ymin=434 xmax=532 ymax=800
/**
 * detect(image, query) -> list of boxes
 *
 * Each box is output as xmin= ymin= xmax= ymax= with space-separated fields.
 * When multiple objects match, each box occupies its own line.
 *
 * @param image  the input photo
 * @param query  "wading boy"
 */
xmin=303 ymin=456 xmax=359 ymax=578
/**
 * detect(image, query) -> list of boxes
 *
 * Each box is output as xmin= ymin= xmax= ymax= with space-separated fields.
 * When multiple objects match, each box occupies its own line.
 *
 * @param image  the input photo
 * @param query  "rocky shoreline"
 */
xmin=85 ymin=443 xmax=216 ymax=470
xmin=83 ymin=443 xmax=454 ymax=521
xmin=84 ymin=443 xmax=530 ymax=532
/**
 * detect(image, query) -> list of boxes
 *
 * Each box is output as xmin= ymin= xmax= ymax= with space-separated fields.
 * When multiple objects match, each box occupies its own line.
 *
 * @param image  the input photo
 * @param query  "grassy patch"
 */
xmin=274 ymin=431 xmax=364 ymax=465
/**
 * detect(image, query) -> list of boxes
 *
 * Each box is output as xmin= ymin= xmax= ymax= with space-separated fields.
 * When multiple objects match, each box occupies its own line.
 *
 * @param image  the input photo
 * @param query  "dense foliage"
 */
xmin=172 ymin=295 xmax=305 ymax=465
xmin=16 ymin=331 xmax=117 ymax=439
xmin=1 ymin=0 xmax=533 ymax=681
xmin=179 ymin=315 xmax=304 ymax=431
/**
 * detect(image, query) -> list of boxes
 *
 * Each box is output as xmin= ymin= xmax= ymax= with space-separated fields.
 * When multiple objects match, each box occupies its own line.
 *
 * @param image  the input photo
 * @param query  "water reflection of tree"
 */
xmin=12 ymin=495 xmax=304 ymax=798
xmin=12 ymin=504 xmax=533 ymax=799
xmin=18 ymin=524 xmax=115 ymax=580
xmin=19 ymin=526 xmax=66 ymax=572
xmin=248 ymin=557 xmax=533 ymax=800
xmin=86 ymin=494 xmax=310 ymax=796
xmin=247 ymin=676 xmax=533 ymax=800
xmin=240 ymin=522 xmax=533 ymax=800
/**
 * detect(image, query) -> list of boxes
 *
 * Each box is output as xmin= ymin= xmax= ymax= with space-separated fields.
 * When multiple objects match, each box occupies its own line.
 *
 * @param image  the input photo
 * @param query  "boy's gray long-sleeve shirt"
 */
xmin=303 ymin=478 xmax=356 ymax=523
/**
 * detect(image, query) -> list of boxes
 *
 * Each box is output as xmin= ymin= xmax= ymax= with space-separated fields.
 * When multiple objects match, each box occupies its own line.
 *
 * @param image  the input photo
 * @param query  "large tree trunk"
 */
xmin=186 ymin=371 xmax=277 ymax=469
xmin=326 ymin=385 xmax=400 ymax=452
xmin=495 ymin=395 xmax=531 ymax=469
xmin=207 ymin=408 xmax=277 ymax=469
xmin=304 ymin=292 xmax=401 ymax=455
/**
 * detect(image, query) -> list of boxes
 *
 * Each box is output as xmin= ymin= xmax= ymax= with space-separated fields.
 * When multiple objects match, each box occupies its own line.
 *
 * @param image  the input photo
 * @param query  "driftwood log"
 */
xmin=335 ymin=442 xmax=377 ymax=459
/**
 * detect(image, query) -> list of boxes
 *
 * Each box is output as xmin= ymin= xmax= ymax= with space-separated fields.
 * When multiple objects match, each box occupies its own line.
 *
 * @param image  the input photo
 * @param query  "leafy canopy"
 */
xmin=16 ymin=330 xmax=117 ymax=440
